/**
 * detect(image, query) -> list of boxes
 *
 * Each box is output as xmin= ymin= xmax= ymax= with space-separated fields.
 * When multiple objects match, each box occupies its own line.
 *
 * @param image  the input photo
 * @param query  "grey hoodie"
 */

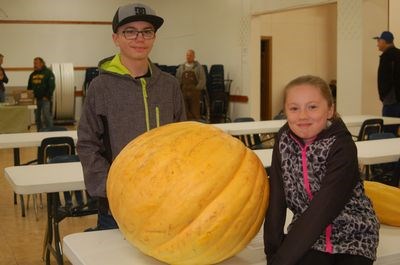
xmin=77 ymin=55 xmax=186 ymax=198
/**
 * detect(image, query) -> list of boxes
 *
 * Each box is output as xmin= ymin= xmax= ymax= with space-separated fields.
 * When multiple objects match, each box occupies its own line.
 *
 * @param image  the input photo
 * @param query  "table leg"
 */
xmin=45 ymin=193 xmax=53 ymax=265
xmin=13 ymin=148 xmax=19 ymax=204
xmin=13 ymin=148 xmax=26 ymax=217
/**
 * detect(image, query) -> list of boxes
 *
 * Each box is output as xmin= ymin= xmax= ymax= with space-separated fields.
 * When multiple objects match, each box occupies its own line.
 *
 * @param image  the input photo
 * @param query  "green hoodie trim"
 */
xmin=100 ymin=54 xmax=130 ymax=75
xmin=140 ymin=78 xmax=150 ymax=131
xmin=155 ymin=106 xmax=160 ymax=128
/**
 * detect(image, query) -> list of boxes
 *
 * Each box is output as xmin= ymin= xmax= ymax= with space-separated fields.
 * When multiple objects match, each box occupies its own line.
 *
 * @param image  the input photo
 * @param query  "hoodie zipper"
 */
xmin=290 ymin=135 xmax=333 ymax=254
xmin=140 ymin=78 xmax=150 ymax=132
xmin=155 ymin=106 xmax=160 ymax=128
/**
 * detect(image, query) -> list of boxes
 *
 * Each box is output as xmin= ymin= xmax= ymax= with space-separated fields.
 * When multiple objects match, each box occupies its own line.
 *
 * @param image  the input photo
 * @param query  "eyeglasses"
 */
xmin=121 ymin=29 xmax=155 ymax=40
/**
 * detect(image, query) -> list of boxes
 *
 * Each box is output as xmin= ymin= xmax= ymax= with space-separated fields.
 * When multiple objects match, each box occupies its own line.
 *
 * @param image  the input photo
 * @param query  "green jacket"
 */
xmin=27 ymin=67 xmax=55 ymax=99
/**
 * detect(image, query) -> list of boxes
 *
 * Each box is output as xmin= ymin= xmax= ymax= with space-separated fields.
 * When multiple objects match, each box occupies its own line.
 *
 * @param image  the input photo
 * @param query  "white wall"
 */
xmin=389 ymin=0 xmax=400 ymax=45
xmin=1 ymin=0 xmax=251 ymax=120
xmin=250 ymin=0 xmax=336 ymax=14
xmin=362 ymin=0 xmax=389 ymax=115
xmin=250 ymin=4 xmax=337 ymax=118
xmin=336 ymin=0 xmax=363 ymax=115
xmin=1 ymin=0 xmax=395 ymax=121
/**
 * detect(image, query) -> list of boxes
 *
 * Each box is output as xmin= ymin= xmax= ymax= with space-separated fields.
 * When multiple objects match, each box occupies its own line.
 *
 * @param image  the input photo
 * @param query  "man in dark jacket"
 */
xmin=77 ymin=3 xmax=186 ymax=230
xmin=374 ymin=31 xmax=400 ymax=135
xmin=27 ymin=57 xmax=55 ymax=131
xmin=0 ymin=53 xmax=9 ymax=102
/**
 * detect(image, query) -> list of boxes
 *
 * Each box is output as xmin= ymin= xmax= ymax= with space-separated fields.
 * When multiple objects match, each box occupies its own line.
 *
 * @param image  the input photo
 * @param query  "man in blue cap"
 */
xmin=374 ymin=31 xmax=400 ymax=134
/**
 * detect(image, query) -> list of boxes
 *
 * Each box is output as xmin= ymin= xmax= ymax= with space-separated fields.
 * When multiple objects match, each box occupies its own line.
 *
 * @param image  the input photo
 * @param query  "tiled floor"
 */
xmin=0 ymin=131 xmax=96 ymax=265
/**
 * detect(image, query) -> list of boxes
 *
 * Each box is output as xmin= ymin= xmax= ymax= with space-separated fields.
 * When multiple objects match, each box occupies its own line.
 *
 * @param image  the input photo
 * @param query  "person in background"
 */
xmin=176 ymin=49 xmax=206 ymax=120
xmin=0 ymin=53 xmax=9 ymax=102
xmin=27 ymin=57 xmax=55 ymax=131
xmin=77 ymin=2 xmax=186 ymax=230
xmin=374 ymin=31 xmax=400 ymax=135
xmin=264 ymin=75 xmax=379 ymax=265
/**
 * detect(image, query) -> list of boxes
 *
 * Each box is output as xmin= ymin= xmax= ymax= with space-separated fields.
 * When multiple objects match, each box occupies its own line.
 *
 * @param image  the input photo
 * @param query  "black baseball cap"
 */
xmin=373 ymin=31 xmax=394 ymax=43
xmin=112 ymin=3 xmax=164 ymax=33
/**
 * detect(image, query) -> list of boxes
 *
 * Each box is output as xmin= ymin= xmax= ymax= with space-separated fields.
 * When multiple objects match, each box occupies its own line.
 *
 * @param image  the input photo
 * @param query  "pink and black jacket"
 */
xmin=263 ymin=118 xmax=379 ymax=265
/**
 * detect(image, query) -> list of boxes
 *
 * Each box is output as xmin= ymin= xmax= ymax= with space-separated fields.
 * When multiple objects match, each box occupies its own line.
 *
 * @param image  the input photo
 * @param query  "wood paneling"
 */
xmin=0 ymin=19 xmax=111 ymax=25
xmin=4 ymin=67 xmax=95 ymax=72
xmin=229 ymin=95 xmax=248 ymax=103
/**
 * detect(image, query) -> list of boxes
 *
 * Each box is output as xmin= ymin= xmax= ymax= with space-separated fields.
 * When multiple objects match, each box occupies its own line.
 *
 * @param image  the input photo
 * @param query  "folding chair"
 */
xmin=26 ymin=136 xmax=76 ymax=220
xmin=353 ymin=118 xmax=384 ymax=141
xmin=233 ymin=117 xmax=273 ymax=150
xmin=368 ymin=132 xmax=400 ymax=187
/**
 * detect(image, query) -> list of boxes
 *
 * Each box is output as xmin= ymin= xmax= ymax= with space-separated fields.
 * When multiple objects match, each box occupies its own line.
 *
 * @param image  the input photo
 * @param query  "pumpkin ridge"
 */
xmin=136 ymin=132 xmax=247 ymax=229
xmin=138 ymin=139 xmax=247 ymax=248
xmin=227 ymin=164 xmax=269 ymax=256
xmin=152 ymin=149 xmax=262 ymax=263
xmin=178 ymin=151 xmax=269 ymax=264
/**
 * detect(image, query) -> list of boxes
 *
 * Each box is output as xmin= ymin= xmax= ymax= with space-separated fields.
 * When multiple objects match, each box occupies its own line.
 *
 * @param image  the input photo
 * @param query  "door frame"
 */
xmin=260 ymin=37 xmax=272 ymax=120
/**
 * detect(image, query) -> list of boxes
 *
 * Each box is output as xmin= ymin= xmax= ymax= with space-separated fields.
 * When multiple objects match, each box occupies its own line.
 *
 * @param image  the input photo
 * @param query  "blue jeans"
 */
xmin=382 ymin=103 xmax=400 ymax=135
xmin=97 ymin=212 xmax=118 ymax=230
xmin=35 ymin=98 xmax=53 ymax=131
xmin=0 ymin=89 xmax=4 ymax=102
xmin=63 ymin=190 xmax=84 ymax=207
xmin=97 ymin=197 xmax=118 ymax=230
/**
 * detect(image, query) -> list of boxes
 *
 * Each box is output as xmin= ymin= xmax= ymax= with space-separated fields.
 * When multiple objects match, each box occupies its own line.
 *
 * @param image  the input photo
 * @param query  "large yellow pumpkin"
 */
xmin=107 ymin=121 xmax=269 ymax=264
xmin=364 ymin=180 xmax=400 ymax=227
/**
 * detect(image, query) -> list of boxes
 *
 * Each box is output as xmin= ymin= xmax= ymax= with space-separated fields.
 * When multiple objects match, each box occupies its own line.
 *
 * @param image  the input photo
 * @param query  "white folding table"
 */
xmin=254 ymin=136 xmax=400 ymax=169
xmin=212 ymin=115 xmax=400 ymax=136
xmin=0 ymin=130 xmax=77 ymax=149
xmin=0 ymin=130 xmax=78 ymax=216
xmin=63 ymin=229 xmax=266 ymax=265
xmin=4 ymin=162 xmax=87 ymax=265
xmin=355 ymin=137 xmax=400 ymax=165
xmin=62 ymin=218 xmax=400 ymax=265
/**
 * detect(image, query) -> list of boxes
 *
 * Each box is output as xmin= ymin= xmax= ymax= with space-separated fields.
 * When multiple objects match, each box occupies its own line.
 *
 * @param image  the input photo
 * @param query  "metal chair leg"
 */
xmin=33 ymin=194 xmax=39 ymax=221
xmin=20 ymin=195 xmax=25 ymax=217
xmin=40 ymin=193 xmax=43 ymax=209
xmin=27 ymin=195 xmax=30 ymax=209
xmin=42 ymin=222 xmax=48 ymax=261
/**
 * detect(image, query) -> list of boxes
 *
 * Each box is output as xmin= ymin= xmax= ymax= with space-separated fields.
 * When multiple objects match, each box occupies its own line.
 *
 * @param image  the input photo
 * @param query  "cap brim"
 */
xmin=114 ymin=15 xmax=164 ymax=32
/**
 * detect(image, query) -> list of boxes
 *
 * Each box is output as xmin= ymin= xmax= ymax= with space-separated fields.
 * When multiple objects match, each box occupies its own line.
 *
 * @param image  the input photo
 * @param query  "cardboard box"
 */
xmin=12 ymin=89 xmax=35 ymax=105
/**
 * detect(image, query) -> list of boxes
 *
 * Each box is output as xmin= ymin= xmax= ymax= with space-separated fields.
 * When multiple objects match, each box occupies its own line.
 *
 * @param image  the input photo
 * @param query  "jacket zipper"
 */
xmin=291 ymin=135 xmax=333 ymax=253
xmin=155 ymin=106 xmax=160 ymax=128
xmin=140 ymin=78 xmax=150 ymax=132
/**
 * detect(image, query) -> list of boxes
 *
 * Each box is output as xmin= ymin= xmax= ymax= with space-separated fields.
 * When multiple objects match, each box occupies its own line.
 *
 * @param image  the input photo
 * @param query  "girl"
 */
xmin=263 ymin=75 xmax=379 ymax=265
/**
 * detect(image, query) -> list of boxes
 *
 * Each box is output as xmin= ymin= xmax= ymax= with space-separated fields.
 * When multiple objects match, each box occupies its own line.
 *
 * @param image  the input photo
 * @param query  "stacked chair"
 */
xmin=83 ymin=67 xmax=99 ymax=98
xmin=207 ymin=64 xmax=231 ymax=123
